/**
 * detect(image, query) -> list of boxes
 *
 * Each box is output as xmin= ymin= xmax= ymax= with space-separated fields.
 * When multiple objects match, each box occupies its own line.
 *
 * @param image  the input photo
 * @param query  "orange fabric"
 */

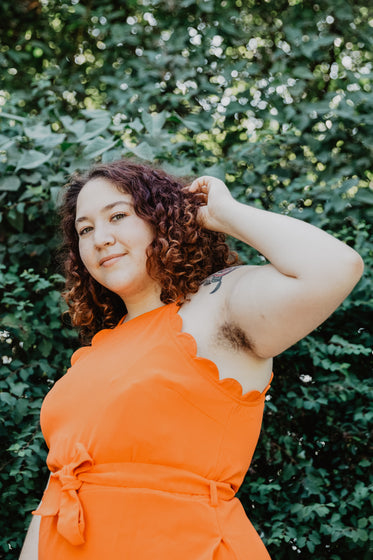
xmin=34 ymin=302 xmax=272 ymax=559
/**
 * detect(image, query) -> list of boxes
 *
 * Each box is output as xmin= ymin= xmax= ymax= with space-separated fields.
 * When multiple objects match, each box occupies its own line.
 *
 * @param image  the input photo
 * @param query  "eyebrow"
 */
xmin=75 ymin=200 xmax=133 ymax=225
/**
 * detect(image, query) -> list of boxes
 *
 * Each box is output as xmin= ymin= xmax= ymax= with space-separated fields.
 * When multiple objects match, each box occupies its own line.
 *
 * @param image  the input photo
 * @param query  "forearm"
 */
xmin=219 ymin=200 xmax=363 ymax=282
xmin=19 ymin=514 xmax=40 ymax=560
xmin=191 ymin=176 xmax=364 ymax=356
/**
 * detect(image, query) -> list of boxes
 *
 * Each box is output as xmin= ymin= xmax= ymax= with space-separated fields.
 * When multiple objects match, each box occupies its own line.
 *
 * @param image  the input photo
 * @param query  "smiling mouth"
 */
xmin=99 ymin=254 xmax=127 ymax=266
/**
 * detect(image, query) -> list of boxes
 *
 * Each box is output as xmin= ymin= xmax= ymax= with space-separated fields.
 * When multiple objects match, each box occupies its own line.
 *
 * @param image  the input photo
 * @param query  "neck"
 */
xmin=122 ymin=291 xmax=165 ymax=323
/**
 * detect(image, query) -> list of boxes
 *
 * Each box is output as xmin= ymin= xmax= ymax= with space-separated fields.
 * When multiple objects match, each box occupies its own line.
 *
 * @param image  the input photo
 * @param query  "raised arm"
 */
xmin=188 ymin=176 xmax=364 ymax=358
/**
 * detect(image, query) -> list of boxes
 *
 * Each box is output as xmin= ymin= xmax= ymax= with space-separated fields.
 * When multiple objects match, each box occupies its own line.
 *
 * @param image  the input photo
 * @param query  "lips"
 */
xmin=99 ymin=253 xmax=127 ymax=266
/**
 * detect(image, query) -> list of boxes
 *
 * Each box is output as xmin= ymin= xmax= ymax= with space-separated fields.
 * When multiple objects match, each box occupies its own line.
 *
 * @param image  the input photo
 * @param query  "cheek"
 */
xmin=78 ymin=241 xmax=91 ymax=270
xmin=143 ymin=224 xmax=155 ymax=246
xmin=131 ymin=224 xmax=154 ymax=250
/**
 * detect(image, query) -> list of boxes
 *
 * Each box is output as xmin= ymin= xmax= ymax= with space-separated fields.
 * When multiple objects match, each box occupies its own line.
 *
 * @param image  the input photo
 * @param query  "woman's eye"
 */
xmin=111 ymin=213 xmax=127 ymax=222
xmin=79 ymin=226 xmax=92 ymax=236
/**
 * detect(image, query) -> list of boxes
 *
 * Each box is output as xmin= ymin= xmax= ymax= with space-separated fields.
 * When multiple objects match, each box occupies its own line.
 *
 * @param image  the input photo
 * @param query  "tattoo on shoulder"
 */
xmin=202 ymin=266 xmax=241 ymax=294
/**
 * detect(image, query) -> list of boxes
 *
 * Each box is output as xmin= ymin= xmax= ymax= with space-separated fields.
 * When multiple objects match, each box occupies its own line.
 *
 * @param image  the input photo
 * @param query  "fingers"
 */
xmin=183 ymin=181 xmax=208 ymax=207
xmin=185 ymin=177 xmax=210 ymax=196
xmin=191 ymin=176 xmax=210 ymax=187
xmin=194 ymin=185 xmax=208 ymax=199
xmin=184 ymin=176 xmax=226 ymax=209
xmin=193 ymin=192 xmax=208 ymax=205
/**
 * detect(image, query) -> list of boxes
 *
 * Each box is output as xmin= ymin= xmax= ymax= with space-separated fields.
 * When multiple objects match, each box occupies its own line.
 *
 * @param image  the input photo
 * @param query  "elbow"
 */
xmin=356 ymin=253 xmax=364 ymax=277
xmin=316 ymin=247 xmax=364 ymax=298
xmin=350 ymin=249 xmax=364 ymax=279
xmin=341 ymin=248 xmax=364 ymax=288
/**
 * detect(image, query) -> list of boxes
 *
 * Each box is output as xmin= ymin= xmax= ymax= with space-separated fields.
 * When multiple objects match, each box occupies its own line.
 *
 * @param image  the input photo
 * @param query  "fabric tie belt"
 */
xmin=33 ymin=443 xmax=236 ymax=546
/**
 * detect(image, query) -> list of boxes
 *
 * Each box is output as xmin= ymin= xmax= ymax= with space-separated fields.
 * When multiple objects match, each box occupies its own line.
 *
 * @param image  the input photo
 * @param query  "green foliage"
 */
xmin=0 ymin=267 xmax=78 ymax=557
xmin=0 ymin=0 xmax=372 ymax=558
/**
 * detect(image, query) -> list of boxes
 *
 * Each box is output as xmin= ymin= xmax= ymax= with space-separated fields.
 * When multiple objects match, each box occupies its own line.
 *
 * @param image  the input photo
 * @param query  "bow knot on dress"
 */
xmin=33 ymin=303 xmax=273 ymax=559
xmin=33 ymin=442 xmax=94 ymax=546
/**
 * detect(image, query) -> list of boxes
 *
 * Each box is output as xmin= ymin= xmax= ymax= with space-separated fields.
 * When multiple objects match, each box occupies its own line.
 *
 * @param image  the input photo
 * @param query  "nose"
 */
xmin=93 ymin=225 xmax=115 ymax=249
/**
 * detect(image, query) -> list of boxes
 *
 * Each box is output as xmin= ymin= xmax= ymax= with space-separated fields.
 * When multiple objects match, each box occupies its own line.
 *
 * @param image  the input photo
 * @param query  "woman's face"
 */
xmin=75 ymin=177 xmax=160 ymax=303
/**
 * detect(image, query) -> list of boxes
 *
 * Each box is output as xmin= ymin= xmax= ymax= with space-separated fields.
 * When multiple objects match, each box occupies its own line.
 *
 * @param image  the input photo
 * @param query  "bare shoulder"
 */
xmin=180 ymin=265 xmax=260 ymax=350
xmin=185 ymin=264 xmax=260 ymax=317
xmin=178 ymin=267 xmax=273 ymax=393
xmin=200 ymin=266 xmax=243 ymax=294
xmin=199 ymin=265 xmax=253 ymax=295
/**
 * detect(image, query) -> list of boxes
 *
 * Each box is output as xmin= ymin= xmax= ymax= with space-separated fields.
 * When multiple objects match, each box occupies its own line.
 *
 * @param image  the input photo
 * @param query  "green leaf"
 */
xmin=353 ymin=189 xmax=373 ymax=205
xmin=202 ymin=164 xmax=226 ymax=181
xmin=15 ymin=150 xmax=53 ymax=171
xmin=0 ymin=392 xmax=16 ymax=406
xmin=10 ymin=383 xmax=29 ymax=397
xmin=0 ymin=111 xmax=26 ymax=122
xmin=60 ymin=116 xmax=86 ymax=137
xmin=127 ymin=141 xmax=156 ymax=161
xmin=21 ymin=171 xmax=42 ymax=184
xmin=24 ymin=123 xmax=51 ymax=140
xmin=79 ymin=115 xmax=112 ymax=143
xmin=293 ymin=66 xmax=314 ymax=80
xmin=161 ymin=161 xmax=194 ymax=176
xmin=0 ymin=176 xmax=21 ymax=192
xmin=177 ymin=116 xmax=202 ymax=133
xmin=7 ymin=205 xmax=24 ymax=232
xmin=13 ymin=399 xmax=29 ymax=424
xmin=141 ymin=111 xmax=168 ymax=137
xmin=0 ymin=135 xmax=16 ymax=150
xmin=128 ymin=118 xmax=144 ymax=132
xmin=82 ymin=137 xmax=117 ymax=158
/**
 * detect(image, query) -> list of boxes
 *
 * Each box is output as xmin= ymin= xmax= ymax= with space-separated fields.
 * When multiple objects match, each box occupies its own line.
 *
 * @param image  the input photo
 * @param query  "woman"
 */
xmin=20 ymin=160 xmax=363 ymax=559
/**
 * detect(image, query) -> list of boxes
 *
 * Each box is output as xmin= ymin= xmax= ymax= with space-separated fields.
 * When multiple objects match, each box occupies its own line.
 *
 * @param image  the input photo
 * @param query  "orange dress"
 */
xmin=34 ymin=302 xmax=272 ymax=559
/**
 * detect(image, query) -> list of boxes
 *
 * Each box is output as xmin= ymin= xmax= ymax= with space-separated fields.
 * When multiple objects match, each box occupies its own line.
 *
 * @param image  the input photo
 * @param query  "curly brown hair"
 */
xmin=60 ymin=159 xmax=239 ymax=342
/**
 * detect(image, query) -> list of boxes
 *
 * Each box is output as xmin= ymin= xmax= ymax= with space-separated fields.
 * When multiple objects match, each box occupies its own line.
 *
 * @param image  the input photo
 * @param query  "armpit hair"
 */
xmin=217 ymin=321 xmax=254 ymax=353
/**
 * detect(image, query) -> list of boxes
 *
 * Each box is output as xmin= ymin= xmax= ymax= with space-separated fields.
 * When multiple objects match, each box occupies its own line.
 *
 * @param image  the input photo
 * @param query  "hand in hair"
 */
xmin=186 ymin=176 xmax=236 ymax=233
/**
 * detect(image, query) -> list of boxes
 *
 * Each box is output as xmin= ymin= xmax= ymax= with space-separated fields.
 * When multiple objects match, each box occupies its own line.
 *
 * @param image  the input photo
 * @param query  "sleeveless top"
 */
xmin=33 ymin=302 xmax=273 ymax=559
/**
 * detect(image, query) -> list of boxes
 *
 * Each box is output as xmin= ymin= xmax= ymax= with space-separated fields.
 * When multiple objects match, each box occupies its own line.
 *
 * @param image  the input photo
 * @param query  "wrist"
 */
xmin=211 ymin=199 xmax=252 ymax=236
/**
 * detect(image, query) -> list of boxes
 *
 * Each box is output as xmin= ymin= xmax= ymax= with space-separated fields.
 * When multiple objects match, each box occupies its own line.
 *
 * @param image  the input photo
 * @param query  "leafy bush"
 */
xmin=0 ymin=0 xmax=372 ymax=558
